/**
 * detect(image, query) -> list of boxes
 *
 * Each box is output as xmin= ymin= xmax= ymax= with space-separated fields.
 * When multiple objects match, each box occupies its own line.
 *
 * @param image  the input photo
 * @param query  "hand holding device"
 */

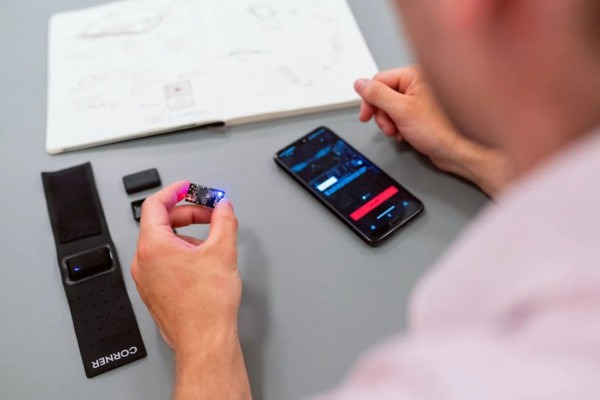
xmin=354 ymin=66 xmax=511 ymax=198
xmin=131 ymin=181 xmax=251 ymax=399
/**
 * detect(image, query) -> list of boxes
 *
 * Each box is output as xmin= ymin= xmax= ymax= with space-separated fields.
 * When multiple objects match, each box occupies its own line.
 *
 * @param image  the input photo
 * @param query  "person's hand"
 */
xmin=132 ymin=180 xmax=240 ymax=349
xmin=356 ymin=67 xmax=462 ymax=171
xmin=354 ymin=67 xmax=511 ymax=198
xmin=131 ymin=181 xmax=251 ymax=400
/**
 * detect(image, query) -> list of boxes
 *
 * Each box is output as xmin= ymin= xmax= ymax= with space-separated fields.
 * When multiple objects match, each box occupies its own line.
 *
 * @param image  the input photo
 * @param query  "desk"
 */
xmin=0 ymin=1 xmax=489 ymax=399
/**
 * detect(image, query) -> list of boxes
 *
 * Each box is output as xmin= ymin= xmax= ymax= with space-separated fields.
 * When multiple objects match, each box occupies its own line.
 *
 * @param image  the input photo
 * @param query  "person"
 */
xmin=131 ymin=0 xmax=600 ymax=398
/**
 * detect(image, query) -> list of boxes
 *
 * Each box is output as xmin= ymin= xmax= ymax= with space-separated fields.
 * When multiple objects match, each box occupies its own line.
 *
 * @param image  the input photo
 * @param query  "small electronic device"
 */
xmin=131 ymin=198 xmax=146 ymax=222
xmin=185 ymin=184 xmax=225 ymax=208
xmin=274 ymin=127 xmax=424 ymax=246
xmin=122 ymin=168 xmax=161 ymax=194
xmin=64 ymin=246 xmax=114 ymax=283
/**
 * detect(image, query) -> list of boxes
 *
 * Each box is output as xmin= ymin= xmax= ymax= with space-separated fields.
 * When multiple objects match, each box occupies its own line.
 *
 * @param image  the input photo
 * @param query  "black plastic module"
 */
xmin=65 ymin=247 xmax=113 ymax=282
xmin=122 ymin=169 xmax=161 ymax=194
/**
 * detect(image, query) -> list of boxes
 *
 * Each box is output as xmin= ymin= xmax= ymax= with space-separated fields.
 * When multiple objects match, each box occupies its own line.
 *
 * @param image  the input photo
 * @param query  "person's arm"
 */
xmin=131 ymin=181 xmax=252 ymax=400
xmin=174 ymin=331 xmax=249 ymax=400
xmin=445 ymin=139 xmax=511 ymax=199
xmin=354 ymin=67 xmax=512 ymax=198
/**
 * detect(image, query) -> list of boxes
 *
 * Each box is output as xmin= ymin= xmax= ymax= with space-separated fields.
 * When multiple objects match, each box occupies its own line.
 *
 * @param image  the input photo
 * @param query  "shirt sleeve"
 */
xmin=309 ymin=327 xmax=600 ymax=400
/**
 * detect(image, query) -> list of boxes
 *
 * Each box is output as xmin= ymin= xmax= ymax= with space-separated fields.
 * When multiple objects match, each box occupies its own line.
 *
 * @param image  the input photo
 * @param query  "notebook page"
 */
xmin=201 ymin=0 xmax=379 ymax=123
xmin=46 ymin=0 xmax=220 ymax=154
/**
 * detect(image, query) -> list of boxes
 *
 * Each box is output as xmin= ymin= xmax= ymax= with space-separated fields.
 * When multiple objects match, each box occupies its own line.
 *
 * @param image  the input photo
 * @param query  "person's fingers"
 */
xmin=175 ymin=234 xmax=204 ymax=247
xmin=169 ymin=205 xmax=213 ymax=228
xmin=375 ymin=110 xmax=398 ymax=137
xmin=359 ymin=101 xmax=376 ymax=122
xmin=205 ymin=199 xmax=238 ymax=251
xmin=395 ymin=132 xmax=405 ymax=143
xmin=130 ymin=253 xmax=140 ymax=283
xmin=140 ymin=180 xmax=190 ymax=232
xmin=159 ymin=328 xmax=174 ymax=349
xmin=373 ymin=67 xmax=419 ymax=94
xmin=354 ymin=79 xmax=408 ymax=122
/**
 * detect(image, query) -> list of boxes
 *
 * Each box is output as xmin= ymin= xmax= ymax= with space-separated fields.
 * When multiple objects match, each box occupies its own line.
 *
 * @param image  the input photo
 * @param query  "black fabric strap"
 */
xmin=42 ymin=162 xmax=146 ymax=378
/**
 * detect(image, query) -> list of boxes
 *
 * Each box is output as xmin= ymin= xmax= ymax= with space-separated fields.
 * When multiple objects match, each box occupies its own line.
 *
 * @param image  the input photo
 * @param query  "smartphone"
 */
xmin=274 ymin=127 xmax=424 ymax=246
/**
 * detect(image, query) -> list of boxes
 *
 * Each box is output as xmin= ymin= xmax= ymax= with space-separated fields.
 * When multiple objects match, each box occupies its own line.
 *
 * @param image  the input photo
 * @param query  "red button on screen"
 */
xmin=350 ymin=186 xmax=399 ymax=222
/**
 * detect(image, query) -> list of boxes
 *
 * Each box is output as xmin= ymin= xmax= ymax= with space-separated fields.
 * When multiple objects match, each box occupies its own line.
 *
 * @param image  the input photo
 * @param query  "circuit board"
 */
xmin=184 ymin=184 xmax=225 ymax=208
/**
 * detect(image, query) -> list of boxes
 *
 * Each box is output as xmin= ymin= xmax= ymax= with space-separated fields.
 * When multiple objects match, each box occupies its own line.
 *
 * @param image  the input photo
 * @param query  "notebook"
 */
xmin=46 ymin=0 xmax=379 ymax=154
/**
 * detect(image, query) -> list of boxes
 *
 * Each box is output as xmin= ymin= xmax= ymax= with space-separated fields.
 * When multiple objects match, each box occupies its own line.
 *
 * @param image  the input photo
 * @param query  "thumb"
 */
xmin=354 ymin=79 xmax=406 ymax=121
xmin=206 ymin=199 xmax=238 ymax=249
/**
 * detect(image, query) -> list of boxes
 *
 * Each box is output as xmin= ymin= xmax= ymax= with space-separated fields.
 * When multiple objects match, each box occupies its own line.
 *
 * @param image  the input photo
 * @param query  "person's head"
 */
xmin=395 ymin=0 xmax=600 ymax=174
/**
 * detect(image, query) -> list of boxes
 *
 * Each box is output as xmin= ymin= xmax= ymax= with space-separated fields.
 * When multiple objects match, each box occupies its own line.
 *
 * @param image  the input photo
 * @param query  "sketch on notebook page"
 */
xmin=47 ymin=0 xmax=377 ymax=153
xmin=56 ymin=0 xmax=217 ymax=129
xmin=209 ymin=0 xmax=345 ymax=98
xmin=78 ymin=5 xmax=164 ymax=38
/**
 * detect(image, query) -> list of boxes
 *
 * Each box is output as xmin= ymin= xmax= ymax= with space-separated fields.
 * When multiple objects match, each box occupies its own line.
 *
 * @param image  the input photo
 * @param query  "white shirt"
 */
xmin=315 ymin=128 xmax=600 ymax=399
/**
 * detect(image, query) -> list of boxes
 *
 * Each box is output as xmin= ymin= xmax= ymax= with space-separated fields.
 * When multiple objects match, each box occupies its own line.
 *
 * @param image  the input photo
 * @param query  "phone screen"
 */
xmin=274 ymin=127 xmax=424 ymax=245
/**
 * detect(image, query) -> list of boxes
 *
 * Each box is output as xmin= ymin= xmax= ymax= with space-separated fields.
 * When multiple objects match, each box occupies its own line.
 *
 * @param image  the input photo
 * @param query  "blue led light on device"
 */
xmin=185 ymin=183 xmax=226 ymax=208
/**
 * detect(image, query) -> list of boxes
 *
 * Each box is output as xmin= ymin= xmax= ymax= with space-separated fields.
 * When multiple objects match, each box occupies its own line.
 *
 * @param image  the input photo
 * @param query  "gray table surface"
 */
xmin=0 ymin=1 xmax=489 ymax=399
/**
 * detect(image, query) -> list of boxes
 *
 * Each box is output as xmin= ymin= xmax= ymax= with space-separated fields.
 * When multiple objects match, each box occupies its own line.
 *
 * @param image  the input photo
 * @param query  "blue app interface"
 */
xmin=277 ymin=128 xmax=421 ymax=237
